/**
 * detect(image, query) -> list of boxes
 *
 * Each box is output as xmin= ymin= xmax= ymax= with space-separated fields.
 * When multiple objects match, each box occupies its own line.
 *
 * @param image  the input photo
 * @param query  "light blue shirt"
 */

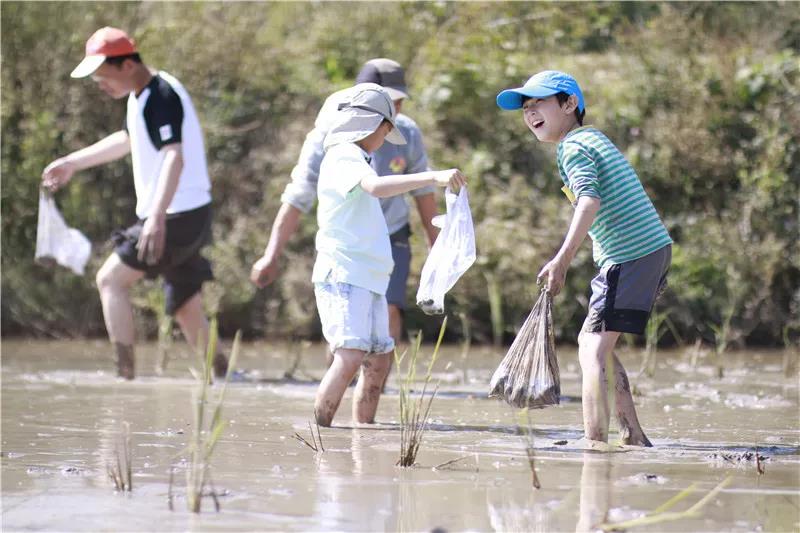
xmin=311 ymin=143 xmax=394 ymax=295
xmin=281 ymin=87 xmax=433 ymax=235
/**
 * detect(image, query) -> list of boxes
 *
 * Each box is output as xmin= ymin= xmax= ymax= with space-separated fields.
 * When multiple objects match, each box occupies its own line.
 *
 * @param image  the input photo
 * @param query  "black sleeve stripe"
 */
xmin=142 ymin=76 xmax=184 ymax=149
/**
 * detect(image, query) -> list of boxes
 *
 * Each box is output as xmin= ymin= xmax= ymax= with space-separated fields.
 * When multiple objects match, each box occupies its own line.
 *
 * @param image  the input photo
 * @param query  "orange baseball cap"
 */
xmin=70 ymin=27 xmax=137 ymax=79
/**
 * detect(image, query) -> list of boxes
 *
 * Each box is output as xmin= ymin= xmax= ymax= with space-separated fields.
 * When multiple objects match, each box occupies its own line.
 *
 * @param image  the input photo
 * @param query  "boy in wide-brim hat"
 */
xmin=312 ymin=83 xmax=466 ymax=426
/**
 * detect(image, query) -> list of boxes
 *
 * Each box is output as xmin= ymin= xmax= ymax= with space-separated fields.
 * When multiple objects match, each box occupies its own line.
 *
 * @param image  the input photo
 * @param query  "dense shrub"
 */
xmin=2 ymin=2 xmax=797 ymax=348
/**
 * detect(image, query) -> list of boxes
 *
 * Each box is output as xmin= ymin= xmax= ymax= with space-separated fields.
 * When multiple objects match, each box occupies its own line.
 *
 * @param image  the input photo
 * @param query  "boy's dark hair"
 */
xmin=104 ymin=53 xmax=142 ymax=68
xmin=555 ymin=92 xmax=585 ymax=126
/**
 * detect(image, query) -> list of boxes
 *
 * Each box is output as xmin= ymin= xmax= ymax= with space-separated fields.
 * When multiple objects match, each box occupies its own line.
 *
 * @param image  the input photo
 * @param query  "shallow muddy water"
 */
xmin=2 ymin=338 xmax=799 ymax=531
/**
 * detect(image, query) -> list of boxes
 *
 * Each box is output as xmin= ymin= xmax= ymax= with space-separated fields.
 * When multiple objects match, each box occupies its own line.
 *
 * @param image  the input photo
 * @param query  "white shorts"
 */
xmin=314 ymin=281 xmax=395 ymax=355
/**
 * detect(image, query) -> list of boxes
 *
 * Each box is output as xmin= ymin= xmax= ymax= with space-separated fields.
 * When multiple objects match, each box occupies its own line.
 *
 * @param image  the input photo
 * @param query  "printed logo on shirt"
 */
xmin=159 ymin=125 xmax=173 ymax=142
xmin=389 ymin=156 xmax=406 ymax=173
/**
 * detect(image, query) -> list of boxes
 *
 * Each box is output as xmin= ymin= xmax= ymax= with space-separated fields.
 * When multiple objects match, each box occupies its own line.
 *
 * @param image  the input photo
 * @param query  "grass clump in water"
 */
xmin=395 ymin=317 xmax=447 ymax=467
xmin=169 ymin=318 xmax=240 ymax=513
xmin=293 ymin=414 xmax=325 ymax=453
xmin=107 ymin=421 xmax=132 ymax=492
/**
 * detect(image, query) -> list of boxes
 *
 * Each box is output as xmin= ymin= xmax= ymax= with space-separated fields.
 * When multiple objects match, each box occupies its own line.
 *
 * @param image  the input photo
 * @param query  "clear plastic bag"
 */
xmin=416 ymin=186 xmax=476 ymax=315
xmin=35 ymin=191 xmax=92 ymax=275
xmin=489 ymin=288 xmax=560 ymax=408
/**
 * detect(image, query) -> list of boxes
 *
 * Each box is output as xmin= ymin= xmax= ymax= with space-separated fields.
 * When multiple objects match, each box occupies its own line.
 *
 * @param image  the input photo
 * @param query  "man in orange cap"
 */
xmin=42 ymin=27 xmax=228 ymax=380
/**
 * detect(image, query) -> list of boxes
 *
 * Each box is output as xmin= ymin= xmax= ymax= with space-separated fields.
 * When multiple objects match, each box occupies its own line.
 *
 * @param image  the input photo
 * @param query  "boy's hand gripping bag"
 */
xmin=35 ymin=190 xmax=92 ymax=275
xmin=416 ymin=186 xmax=476 ymax=315
xmin=489 ymin=288 xmax=560 ymax=408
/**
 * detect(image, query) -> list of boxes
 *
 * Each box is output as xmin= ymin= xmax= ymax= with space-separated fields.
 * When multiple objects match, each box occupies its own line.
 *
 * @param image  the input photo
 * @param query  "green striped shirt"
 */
xmin=557 ymin=126 xmax=672 ymax=267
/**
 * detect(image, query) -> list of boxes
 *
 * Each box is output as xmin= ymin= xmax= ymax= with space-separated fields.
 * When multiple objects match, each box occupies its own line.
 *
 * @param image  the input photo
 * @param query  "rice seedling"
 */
xmin=782 ymin=324 xmax=798 ymax=377
xmin=485 ymin=273 xmax=505 ymax=346
xmin=292 ymin=414 xmax=325 ymax=453
xmin=457 ymin=310 xmax=472 ymax=385
xmin=155 ymin=315 xmax=174 ymax=375
xmin=395 ymin=317 xmax=447 ymax=467
xmin=169 ymin=317 xmax=241 ymax=513
xmin=517 ymin=409 xmax=541 ymax=489
xmin=106 ymin=421 xmax=132 ymax=492
xmin=639 ymin=308 xmax=673 ymax=378
xmin=710 ymin=291 xmax=743 ymax=378
xmin=598 ymin=475 xmax=732 ymax=531
xmin=130 ymin=284 xmax=174 ymax=375
xmin=688 ymin=338 xmax=704 ymax=369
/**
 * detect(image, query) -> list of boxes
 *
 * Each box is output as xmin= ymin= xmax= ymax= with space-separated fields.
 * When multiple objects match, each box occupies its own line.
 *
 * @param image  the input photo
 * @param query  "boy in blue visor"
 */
xmin=497 ymin=71 xmax=672 ymax=446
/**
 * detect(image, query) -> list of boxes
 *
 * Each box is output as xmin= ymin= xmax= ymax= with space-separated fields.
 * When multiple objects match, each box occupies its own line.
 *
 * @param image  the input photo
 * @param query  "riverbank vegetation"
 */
xmin=2 ymin=2 xmax=797 ymax=349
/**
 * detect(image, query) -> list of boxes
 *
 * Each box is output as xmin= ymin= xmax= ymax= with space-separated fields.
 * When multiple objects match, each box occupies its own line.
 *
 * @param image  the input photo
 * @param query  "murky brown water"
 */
xmin=2 ymin=338 xmax=799 ymax=531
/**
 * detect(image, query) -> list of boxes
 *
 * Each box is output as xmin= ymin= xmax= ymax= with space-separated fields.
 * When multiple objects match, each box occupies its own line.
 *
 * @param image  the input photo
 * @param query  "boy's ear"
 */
xmin=563 ymin=94 xmax=579 ymax=114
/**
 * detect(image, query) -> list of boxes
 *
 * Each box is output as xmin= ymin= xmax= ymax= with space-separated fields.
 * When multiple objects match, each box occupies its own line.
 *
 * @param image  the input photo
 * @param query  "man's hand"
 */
xmin=137 ymin=213 xmax=167 ymax=266
xmin=537 ymin=256 xmax=569 ymax=296
xmin=250 ymin=255 xmax=280 ymax=288
xmin=42 ymin=158 xmax=78 ymax=192
xmin=433 ymin=169 xmax=467 ymax=190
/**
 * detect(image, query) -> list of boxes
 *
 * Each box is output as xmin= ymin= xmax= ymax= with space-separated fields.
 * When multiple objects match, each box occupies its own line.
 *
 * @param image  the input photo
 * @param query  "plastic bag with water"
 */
xmin=416 ymin=186 xmax=476 ymax=315
xmin=35 ymin=191 xmax=92 ymax=275
xmin=489 ymin=288 xmax=560 ymax=408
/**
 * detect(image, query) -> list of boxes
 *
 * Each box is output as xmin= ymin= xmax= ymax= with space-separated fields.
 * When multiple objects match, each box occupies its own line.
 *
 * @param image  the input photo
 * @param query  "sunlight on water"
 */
xmin=2 ymin=339 xmax=798 ymax=531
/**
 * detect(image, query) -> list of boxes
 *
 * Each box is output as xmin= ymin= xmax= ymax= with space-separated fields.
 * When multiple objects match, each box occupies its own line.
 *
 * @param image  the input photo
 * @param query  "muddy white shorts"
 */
xmin=314 ymin=281 xmax=395 ymax=355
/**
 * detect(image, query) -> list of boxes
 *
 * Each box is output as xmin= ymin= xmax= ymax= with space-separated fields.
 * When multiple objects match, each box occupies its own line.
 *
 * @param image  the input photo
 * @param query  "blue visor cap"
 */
xmin=496 ymin=70 xmax=585 ymax=112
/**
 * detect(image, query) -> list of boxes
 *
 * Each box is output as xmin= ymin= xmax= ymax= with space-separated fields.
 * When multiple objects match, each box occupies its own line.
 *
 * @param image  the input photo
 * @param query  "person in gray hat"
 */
xmin=309 ymin=83 xmax=466 ymax=426
xmin=250 ymin=59 xmax=439 ymax=354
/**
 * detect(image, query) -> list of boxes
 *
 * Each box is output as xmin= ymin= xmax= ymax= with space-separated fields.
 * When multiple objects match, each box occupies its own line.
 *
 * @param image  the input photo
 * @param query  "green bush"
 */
xmin=2 ymin=2 xmax=797 ymax=348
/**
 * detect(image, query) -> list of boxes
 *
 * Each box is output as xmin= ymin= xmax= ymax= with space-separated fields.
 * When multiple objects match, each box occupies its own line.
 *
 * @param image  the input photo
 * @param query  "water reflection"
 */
xmin=483 ymin=449 xmax=613 ymax=532
xmin=575 ymin=451 xmax=612 ymax=532
xmin=314 ymin=429 xmax=398 ymax=531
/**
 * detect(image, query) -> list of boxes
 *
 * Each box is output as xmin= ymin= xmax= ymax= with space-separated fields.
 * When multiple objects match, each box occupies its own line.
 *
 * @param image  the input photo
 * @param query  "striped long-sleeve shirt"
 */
xmin=557 ymin=126 xmax=672 ymax=268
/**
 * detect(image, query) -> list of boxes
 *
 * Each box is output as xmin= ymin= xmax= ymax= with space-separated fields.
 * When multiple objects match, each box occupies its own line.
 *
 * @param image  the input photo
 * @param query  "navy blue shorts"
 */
xmin=112 ymin=203 xmax=213 ymax=315
xmin=582 ymin=245 xmax=671 ymax=335
xmin=386 ymin=225 xmax=411 ymax=309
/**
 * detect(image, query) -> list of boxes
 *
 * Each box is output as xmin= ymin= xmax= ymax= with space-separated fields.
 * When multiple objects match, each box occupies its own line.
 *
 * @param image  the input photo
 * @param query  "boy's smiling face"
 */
xmin=522 ymin=94 xmax=579 ymax=143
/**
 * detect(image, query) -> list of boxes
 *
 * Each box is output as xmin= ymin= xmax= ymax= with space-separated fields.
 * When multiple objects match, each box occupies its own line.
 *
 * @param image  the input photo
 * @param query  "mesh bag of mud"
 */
xmin=488 ymin=288 xmax=560 ymax=408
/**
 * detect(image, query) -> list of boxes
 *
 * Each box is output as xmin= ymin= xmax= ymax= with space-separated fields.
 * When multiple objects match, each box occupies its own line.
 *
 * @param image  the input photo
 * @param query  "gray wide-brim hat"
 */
xmin=324 ymin=83 xmax=407 ymax=150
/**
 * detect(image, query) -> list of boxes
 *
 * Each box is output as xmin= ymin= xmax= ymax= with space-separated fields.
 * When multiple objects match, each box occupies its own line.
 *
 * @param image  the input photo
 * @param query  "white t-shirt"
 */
xmin=311 ymin=143 xmax=394 ymax=295
xmin=126 ymin=71 xmax=211 ymax=219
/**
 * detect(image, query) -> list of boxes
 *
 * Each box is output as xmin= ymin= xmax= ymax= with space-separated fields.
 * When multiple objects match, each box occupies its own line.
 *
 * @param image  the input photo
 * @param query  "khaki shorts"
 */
xmin=314 ymin=280 xmax=395 ymax=355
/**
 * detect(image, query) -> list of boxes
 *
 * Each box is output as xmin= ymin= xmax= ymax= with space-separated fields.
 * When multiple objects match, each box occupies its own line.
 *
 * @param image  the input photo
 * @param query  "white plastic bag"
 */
xmin=35 ymin=191 xmax=92 ymax=275
xmin=416 ymin=186 xmax=476 ymax=315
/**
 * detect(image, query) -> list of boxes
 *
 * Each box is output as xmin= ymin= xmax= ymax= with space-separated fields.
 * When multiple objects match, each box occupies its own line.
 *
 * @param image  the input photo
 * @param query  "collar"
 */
xmin=562 ymin=125 xmax=594 ymax=141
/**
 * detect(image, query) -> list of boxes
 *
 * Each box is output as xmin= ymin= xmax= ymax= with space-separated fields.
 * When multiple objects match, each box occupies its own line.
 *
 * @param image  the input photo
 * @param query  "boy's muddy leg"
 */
xmin=611 ymin=353 xmax=652 ymax=447
xmin=315 ymin=348 xmax=363 ymax=427
xmin=114 ymin=342 xmax=135 ymax=380
xmin=578 ymin=331 xmax=621 ymax=442
xmin=353 ymin=352 xmax=392 ymax=424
